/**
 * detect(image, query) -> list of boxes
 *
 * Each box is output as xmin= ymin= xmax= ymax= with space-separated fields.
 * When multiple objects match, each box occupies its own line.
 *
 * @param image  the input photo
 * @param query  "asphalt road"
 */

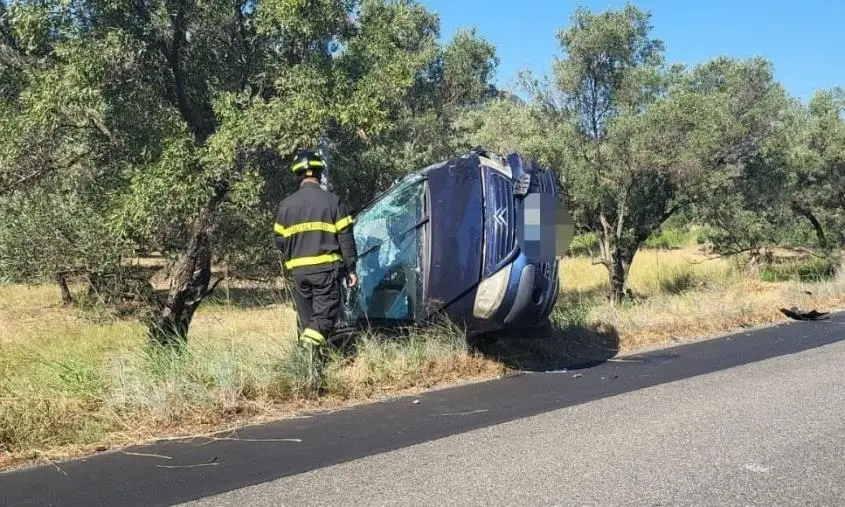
xmin=1 ymin=312 xmax=844 ymax=506
xmin=184 ymin=333 xmax=845 ymax=507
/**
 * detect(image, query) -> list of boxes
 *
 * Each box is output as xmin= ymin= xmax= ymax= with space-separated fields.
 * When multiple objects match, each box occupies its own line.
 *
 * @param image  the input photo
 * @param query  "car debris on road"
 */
xmin=779 ymin=307 xmax=830 ymax=321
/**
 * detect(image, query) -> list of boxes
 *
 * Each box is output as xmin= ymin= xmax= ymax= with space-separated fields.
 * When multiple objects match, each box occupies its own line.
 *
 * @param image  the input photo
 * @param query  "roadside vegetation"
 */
xmin=2 ymin=0 xmax=844 ymax=470
xmin=2 ymin=230 xmax=843 ymax=469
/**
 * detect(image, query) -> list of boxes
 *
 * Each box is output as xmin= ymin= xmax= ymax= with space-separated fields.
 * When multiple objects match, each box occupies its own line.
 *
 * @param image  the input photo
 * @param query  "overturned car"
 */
xmin=335 ymin=149 xmax=573 ymax=338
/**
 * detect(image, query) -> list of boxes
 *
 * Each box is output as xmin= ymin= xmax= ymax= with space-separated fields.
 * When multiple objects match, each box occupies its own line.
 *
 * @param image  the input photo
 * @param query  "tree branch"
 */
xmin=0 ymin=150 xmax=90 ymax=196
xmin=161 ymin=0 xmax=210 ymax=143
xmin=791 ymin=202 xmax=828 ymax=251
xmin=203 ymin=276 xmax=225 ymax=299
xmin=658 ymin=202 xmax=685 ymax=226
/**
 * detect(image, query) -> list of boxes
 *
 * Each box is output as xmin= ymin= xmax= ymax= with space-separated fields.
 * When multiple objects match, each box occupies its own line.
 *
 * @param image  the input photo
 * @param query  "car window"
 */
xmin=354 ymin=174 xmax=425 ymax=252
xmin=349 ymin=176 xmax=426 ymax=321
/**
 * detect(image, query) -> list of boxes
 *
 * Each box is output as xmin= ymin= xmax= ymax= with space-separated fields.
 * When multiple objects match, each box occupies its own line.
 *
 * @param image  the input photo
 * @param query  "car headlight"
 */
xmin=473 ymin=263 xmax=513 ymax=319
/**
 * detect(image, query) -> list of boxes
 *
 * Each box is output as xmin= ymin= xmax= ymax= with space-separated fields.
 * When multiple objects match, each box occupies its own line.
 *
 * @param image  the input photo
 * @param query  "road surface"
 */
xmin=1 ymin=312 xmax=844 ymax=506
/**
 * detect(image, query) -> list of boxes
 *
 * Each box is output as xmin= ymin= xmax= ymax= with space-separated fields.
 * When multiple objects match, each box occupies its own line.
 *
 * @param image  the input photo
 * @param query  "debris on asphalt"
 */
xmin=441 ymin=409 xmax=489 ymax=417
xmin=572 ymin=373 xmax=583 ymax=379
xmin=156 ymin=462 xmax=220 ymax=469
xmin=122 ymin=451 xmax=173 ymax=460
xmin=412 ymin=399 xmax=421 ymax=404
xmin=156 ymin=457 xmax=219 ymax=469
xmin=779 ymin=307 xmax=830 ymax=321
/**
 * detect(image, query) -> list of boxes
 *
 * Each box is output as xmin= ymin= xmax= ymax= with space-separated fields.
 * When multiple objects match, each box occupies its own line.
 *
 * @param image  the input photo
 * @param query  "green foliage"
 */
xmin=461 ymin=4 xmax=794 ymax=303
xmin=0 ymin=0 xmax=501 ymax=338
xmin=690 ymin=86 xmax=845 ymax=269
xmin=759 ymin=257 xmax=837 ymax=283
xmin=567 ymin=232 xmax=599 ymax=257
xmin=2 ymin=0 xmax=842 ymax=331
xmin=0 ymin=181 xmax=126 ymax=284
xmin=643 ymin=228 xmax=696 ymax=250
xmin=441 ymin=27 xmax=499 ymax=107
xmin=802 ymin=89 xmax=845 ymax=250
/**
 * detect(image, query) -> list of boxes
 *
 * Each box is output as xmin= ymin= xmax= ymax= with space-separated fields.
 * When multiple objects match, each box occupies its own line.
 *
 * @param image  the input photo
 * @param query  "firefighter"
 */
xmin=274 ymin=149 xmax=358 ymax=348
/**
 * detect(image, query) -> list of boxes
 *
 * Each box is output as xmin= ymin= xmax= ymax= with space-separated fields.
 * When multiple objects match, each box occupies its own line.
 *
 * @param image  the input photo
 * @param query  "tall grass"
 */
xmin=0 ymin=287 xmax=499 ymax=464
xmin=759 ymin=256 xmax=837 ymax=283
xmin=3 ymin=246 xmax=845 ymax=467
xmin=561 ymin=247 xmax=845 ymax=352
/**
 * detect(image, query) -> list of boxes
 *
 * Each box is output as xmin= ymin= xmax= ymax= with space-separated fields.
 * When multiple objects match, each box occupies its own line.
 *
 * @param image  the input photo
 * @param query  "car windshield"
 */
xmin=347 ymin=174 xmax=427 ymax=322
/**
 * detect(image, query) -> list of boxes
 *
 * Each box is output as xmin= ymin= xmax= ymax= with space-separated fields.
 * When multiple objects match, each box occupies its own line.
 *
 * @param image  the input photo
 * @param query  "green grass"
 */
xmin=759 ymin=257 xmax=837 ymax=283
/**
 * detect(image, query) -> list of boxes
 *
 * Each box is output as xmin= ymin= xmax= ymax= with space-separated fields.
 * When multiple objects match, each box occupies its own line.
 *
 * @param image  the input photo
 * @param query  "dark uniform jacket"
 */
xmin=274 ymin=181 xmax=358 ymax=276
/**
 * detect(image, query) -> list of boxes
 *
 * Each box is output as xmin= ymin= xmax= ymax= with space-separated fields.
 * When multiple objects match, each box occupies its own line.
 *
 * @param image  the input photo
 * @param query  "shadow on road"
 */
xmin=473 ymin=321 xmax=620 ymax=372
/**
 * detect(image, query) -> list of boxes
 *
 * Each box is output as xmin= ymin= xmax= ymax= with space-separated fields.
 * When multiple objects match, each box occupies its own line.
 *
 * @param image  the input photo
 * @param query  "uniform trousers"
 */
xmin=290 ymin=267 xmax=342 ymax=345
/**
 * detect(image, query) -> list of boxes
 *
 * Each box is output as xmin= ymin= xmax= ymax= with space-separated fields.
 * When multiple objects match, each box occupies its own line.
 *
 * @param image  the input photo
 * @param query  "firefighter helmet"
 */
xmin=291 ymin=149 xmax=325 ymax=178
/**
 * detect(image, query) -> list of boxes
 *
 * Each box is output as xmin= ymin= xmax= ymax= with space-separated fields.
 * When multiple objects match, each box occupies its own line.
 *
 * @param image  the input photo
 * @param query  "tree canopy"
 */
xmin=459 ymin=3 xmax=840 ymax=302
xmin=1 ymin=0 xmax=842 ymax=337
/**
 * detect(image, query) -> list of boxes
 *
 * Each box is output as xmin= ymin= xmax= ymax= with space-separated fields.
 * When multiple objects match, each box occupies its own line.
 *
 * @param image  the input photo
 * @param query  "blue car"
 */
xmin=336 ymin=149 xmax=572 ymax=338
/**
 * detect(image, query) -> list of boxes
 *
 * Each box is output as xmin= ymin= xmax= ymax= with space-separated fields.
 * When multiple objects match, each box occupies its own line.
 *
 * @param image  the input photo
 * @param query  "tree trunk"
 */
xmin=87 ymin=272 xmax=100 ymax=298
xmin=744 ymin=247 xmax=761 ymax=278
xmin=56 ymin=273 xmax=73 ymax=306
xmin=806 ymin=213 xmax=828 ymax=251
xmin=147 ymin=180 xmax=229 ymax=346
xmin=607 ymin=246 xmax=635 ymax=306
xmin=792 ymin=204 xmax=828 ymax=251
xmin=837 ymin=253 xmax=845 ymax=283
xmin=597 ymin=210 xmax=637 ymax=306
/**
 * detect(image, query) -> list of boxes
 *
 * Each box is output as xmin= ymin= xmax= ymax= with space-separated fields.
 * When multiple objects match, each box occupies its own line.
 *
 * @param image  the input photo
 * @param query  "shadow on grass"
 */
xmin=472 ymin=321 xmax=620 ymax=372
xmin=467 ymin=289 xmax=620 ymax=372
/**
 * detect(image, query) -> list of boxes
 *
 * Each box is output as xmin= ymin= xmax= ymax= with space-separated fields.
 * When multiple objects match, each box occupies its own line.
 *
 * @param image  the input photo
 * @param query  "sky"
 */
xmin=421 ymin=0 xmax=845 ymax=103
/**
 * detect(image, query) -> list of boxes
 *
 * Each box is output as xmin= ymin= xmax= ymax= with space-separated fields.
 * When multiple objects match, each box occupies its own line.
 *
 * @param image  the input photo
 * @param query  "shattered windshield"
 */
xmin=347 ymin=175 xmax=427 ymax=322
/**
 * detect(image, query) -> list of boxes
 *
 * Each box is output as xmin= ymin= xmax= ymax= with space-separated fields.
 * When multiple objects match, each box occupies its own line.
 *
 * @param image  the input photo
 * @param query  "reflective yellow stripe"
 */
xmin=275 ymin=218 xmax=353 ymax=238
xmin=301 ymin=328 xmax=325 ymax=345
xmin=285 ymin=253 xmax=341 ymax=269
xmin=335 ymin=216 xmax=353 ymax=231
xmin=278 ymin=221 xmax=337 ymax=237
xmin=292 ymin=160 xmax=325 ymax=172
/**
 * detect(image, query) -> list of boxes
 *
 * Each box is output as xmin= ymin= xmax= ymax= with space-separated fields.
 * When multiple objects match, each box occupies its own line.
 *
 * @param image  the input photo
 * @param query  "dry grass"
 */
xmin=0 ymin=285 xmax=500 ymax=470
xmin=2 ymin=245 xmax=844 ymax=470
xmin=561 ymin=247 xmax=845 ymax=353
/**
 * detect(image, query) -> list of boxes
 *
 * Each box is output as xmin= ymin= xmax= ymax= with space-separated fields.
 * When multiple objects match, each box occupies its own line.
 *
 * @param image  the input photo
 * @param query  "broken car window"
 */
xmin=348 ymin=175 xmax=426 ymax=322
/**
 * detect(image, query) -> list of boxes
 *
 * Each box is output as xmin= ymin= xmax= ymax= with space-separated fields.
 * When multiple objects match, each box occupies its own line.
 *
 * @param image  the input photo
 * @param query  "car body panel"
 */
xmin=424 ymin=155 xmax=484 ymax=316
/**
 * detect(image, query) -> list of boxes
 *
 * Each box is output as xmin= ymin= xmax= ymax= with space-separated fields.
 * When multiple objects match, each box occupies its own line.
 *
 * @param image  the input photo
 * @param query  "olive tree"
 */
xmin=0 ymin=0 xmax=463 ymax=345
xmin=461 ymin=4 xmax=788 ymax=304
